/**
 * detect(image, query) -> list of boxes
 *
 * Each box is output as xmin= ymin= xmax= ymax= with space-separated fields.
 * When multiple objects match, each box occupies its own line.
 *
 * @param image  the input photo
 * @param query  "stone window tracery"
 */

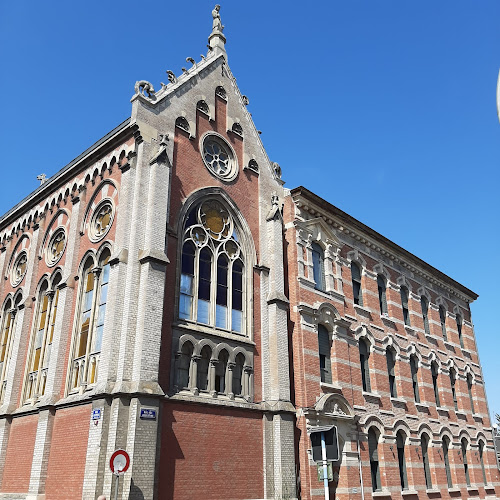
xmin=89 ymin=200 xmax=114 ymax=243
xmin=179 ymin=200 xmax=244 ymax=334
xmin=46 ymin=228 xmax=66 ymax=267
xmin=11 ymin=251 xmax=28 ymax=287
xmin=201 ymin=135 xmax=238 ymax=181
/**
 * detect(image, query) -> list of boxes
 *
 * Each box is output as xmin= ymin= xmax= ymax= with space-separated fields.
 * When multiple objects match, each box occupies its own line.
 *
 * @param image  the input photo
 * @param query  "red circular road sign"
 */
xmin=109 ymin=449 xmax=130 ymax=475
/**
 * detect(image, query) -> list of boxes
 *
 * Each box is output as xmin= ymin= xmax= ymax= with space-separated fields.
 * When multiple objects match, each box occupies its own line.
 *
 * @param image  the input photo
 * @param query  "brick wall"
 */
xmin=159 ymin=402 xmax=264 ymax=500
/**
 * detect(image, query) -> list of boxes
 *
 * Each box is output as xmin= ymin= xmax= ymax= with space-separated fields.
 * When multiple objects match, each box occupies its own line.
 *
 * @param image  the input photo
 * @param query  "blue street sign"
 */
xmin=140 ymin=408 xmax=157 ymax=420
xmin=92 ymin=408 xmax=102 ymax=421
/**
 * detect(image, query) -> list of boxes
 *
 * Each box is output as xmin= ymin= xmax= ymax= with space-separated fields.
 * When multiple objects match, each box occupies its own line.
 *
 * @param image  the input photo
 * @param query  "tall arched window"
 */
xmin=311 ymin=243 xmax=325 ymax=291
xmin=421 ymin=296 xmax=430 ymax=335
xmin=377 ymin=275 xmax=388 ymax=315
xmin=359 ymin=339 xmax=371 ymax=392
xmin=318 ymin=324 xmax=331 ymax=384
xmin=351 ymin=262 xmax=363 ymax=306
xmin=456 ymin=314 xmax=464 ymax=348
xmin=467 ymin=374 xmax=475 ymax=414
xmin=431 ymin=361 xmax=440 ymax=407
xmin=439 ymin=306 xmax=447 ymax=341
xmin=461 ymin=438 xmax=470 ymax=486
xmin=0 ymin=297 xmax=18 ymax=404
xmin=400 ymin=286 xmax=410 ymax=326
xmin=386 ymin=348 xmax=397 ymax=398
xmin=443 ymin=437 xmax=452 ymax=487
xmin=396 ymin=431 xmax=408 ymax=490
xmin=479 ymin=441 xmax=487 ymax=485
xmin=421 ymin=434 xmax=432 ymax=489
xmin=70 ymin=248 xmax=110 ymax=391
xmin=368 ymin=428 xmax=381 ymax=492
xmin=450 ymin=368 xmax=458 ymax=411
xmin=25 ymin=273 xmax=61 ymax=402
xmin=410 ymin=355 xmax=420 ymax=403
xmin=179 ymin=200 xmax=246 ymax=334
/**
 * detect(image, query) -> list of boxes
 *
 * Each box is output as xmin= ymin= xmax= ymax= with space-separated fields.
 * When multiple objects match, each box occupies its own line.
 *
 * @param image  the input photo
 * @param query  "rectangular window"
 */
xmin=318 ymin=325 xmax=331 ymax=384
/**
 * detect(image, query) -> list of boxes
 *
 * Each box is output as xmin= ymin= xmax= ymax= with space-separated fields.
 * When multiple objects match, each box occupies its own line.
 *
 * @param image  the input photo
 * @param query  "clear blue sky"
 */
xmin=1 ymin=2 xmax=498 ymax=417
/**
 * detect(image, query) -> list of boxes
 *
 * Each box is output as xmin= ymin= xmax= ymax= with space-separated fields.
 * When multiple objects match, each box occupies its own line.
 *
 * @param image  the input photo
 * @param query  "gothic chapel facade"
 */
xmin=0 ymin=7 xmax=497 ymax=500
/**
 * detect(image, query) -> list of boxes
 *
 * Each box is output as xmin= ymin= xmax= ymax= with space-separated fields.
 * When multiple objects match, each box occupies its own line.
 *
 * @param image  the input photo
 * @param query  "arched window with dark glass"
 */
xmin=431 ymin=362 xmax=440 ymax=407
xmin=439 ymin=305 xmax=447 ymax=341
xmin=479 ymin=441 xmax=487 ymax=485
xmin=400 ymin=286 xmax=410 ymax=326
xmin=318 ymin=324 xmax=331 ymax=384
xmin=368 ymin=428 xmax=381 ymax=492
xmin=377 ymin=276 xmax=388 ymax=315
xmin=178 ymin=199 xmax=247 ymax=335
xmin=359 ymin=339 xmax=371 ymax=392
xmin=450 ymin=368 xmax=458 ymax=411
xmin=311 ymin=243 xmax=325 ymax=291
xmin=197 ymin=345 xmax=211 ymax=392
xmin=467 ymin=374 xmax=475 ymax=414
xmin=215 ymin=350 xmax=228 ymax=394
xmin=386 ymin=348 xmax=397 ymax=398
xmin=351 ymin=262 xmax=363 ymax=306
xmin=396 ymin=431 xmax=408 ymax=490
xmin=461 ymin=438 xmax=470 ymax=486
xmin=232 ymin=353 xmax=245 ymax=396
xmin=421 ymin=434 xmax=432 ymax=489
xmin=443 ymin=437 xmax=453 ymax=488
xmin=456 ymin=314 xmax=464 ymax=348
xmin=421 ymin=296 xmax=430 ymax=335
xmin=177 ymin=342 xmax=193 ymax=389
xmin=410 ymin=355 xmax=420 ymax=403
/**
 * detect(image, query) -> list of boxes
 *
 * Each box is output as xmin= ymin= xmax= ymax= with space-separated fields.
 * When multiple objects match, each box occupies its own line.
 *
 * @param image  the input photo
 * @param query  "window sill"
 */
xmin=173 ymin=321 xmax=255 ymax=345
xmin=390 ymin=397 xmax=407 ymax=405
xmin=320 ymin=382 xmax=342 ymax=392
xmin=363 ymin=391 xmax=382 ymax=400
xmin=448 ymin=488 xmax=461 ymax=494
xmin=467 ymin=486 xmax=479 ymax=493
xmin=401 ymin=490 xmax=418 ymax=496
xmin=473 ymin=413 xmax=483 ymax=420
xmin=354 ymin=304 xmax=372 ymax=316
xmin=415 ymin=402 xmax=430 ymax=411
xmin=443 ymin=340 xmax=455 ymax=350
xmin=372 ymin=491 xmax=391 ymax=498
xmin=436 ymin=406 xmax=449 ymax=414
xmin=455 ymin=410 xmax=467 ymax=418
xmin=426 ymin=489 xmax=440 ymax=494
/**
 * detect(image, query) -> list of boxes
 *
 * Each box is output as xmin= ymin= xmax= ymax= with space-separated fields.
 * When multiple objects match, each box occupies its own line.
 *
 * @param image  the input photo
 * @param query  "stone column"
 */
xmin=261 ymin=197 xmax=296 ymax=498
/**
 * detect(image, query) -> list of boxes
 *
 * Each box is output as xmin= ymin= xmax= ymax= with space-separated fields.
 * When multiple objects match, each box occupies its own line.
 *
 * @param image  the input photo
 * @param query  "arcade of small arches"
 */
xmin=173 ymin=334 xmax=253 ymax=401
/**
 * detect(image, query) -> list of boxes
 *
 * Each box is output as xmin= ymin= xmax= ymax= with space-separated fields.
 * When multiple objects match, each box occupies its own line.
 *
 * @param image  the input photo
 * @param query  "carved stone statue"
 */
xmin=212 ymin=4 xmax=224 ymax=33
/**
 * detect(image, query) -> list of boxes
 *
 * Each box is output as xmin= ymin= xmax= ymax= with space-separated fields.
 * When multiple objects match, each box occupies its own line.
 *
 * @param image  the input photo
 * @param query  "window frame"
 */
xmin=431 ymin=361 xmax=440 ymax=407
xmin=359 ymin=338 xmax=371 ymax=393
xmin=410 ymin=355 xmax=420 ymax=403
xmin=351 ymin=262 xmax=363 ymax=307
xmin=318 ymin=324 xmax=331 ymax=384
xmin=368 ymin=427 xmax=381 ymax=492
xmin=311 ymin=242 xmax=325 ymax=291
xmin=421 ymin=433 xmax=432 ymax=489
xmin=23 ymin=272 xmax=62 ymax=403
xmin=396 ymin=431 xmax=408 ymax=490
xmin=386 ymin=347 xmax=397 ymax=398
xmin=400 ymin=286 xmax=410 ymax=326
xmin=439 ymin=305 xmax=447 ymax=341
xmin=420 ymin=296 xmax=430 ymax=335
xmin=0 ymin=296 xmax=20 ymax=405
xmin=67 ymin=248 xmax=111 ymax=394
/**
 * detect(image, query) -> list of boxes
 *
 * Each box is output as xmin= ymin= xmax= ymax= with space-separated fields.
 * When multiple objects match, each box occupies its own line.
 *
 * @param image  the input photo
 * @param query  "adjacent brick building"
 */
xmin=0 ymin=6 xmax=497 ymax=500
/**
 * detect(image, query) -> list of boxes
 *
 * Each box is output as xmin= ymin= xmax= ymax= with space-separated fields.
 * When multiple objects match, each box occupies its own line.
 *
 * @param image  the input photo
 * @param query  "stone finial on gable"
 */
xmin=208 ymin=4 xmax=226 ymax=52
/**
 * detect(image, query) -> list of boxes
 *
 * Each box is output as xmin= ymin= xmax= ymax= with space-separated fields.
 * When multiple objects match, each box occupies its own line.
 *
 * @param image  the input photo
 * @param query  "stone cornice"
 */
xmin=289 ymin=187 xmax=478 ymax=303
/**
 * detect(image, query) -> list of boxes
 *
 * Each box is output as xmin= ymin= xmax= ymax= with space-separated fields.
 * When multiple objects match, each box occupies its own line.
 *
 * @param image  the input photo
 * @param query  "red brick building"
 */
xmin=0 ymin=6 xmax=497 ymax=500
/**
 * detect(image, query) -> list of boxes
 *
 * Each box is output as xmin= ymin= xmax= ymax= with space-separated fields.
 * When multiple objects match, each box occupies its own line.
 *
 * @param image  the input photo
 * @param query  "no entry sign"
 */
xmin=109 ymin=449 xmax=130 ymax=475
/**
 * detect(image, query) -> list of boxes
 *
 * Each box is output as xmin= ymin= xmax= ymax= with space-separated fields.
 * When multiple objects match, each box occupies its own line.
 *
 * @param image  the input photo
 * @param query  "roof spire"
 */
xmin=208 ymin=4 xmax=226 ymax=52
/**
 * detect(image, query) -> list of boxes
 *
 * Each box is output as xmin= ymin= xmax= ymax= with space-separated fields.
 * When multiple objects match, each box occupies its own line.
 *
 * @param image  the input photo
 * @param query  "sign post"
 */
xmin=109 ymin=449 xmax=130 ymax=500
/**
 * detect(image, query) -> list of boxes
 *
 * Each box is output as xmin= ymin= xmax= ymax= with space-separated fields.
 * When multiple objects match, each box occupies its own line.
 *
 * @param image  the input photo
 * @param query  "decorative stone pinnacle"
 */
xmin=37 ymin=173 xmax=47 ymax=185
xmin=208 ymin=4 xmax=226 ymax=51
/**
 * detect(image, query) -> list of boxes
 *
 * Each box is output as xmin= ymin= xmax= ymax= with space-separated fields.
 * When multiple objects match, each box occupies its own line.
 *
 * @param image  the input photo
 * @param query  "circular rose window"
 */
xmin=11 ymin=251 xmax=28 ymax=287
xmin=89 ymin=199 xmax=114 ymax=242
xmin=201 ymin=134 xmax=238 ymax=181
xmin=46 ymin=228 xmax=66 ymax=267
